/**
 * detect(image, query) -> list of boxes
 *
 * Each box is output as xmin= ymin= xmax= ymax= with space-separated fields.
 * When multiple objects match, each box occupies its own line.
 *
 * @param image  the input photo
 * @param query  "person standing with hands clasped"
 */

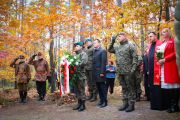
xmin=93 ymin=39 xmax=108 ymax=108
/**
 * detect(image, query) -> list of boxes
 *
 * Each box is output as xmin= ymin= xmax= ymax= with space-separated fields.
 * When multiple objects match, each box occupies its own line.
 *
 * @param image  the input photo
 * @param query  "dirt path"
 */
xmin=0 ymin=94 xmax=180 ymax=120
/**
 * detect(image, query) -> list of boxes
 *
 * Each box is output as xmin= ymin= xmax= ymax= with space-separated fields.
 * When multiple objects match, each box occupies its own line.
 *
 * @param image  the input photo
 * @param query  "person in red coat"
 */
xmin=158 ymin=28 xmax=180 ymax=113
xmin=147 ymin=32 xmax=169 ymax=110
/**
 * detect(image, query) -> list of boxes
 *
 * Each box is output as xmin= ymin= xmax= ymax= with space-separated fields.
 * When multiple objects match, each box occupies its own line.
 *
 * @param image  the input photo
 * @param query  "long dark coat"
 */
xmin=92 ymin=47 xmax=107 ymax=82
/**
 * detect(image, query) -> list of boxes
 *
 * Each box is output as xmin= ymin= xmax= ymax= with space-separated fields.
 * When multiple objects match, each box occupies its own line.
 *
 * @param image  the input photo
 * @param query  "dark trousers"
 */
xmin=165 ymin=88 xmax=180 ymax=109
xmin=36 ymin=81 xmax=46 ymax=97
xmin=106 ymin=78 xmax=115 ymax=94
xmin=96 ymin=82 xmax=107 ymax=103
xmin=144 ymin=74 xmax=150 ymax=100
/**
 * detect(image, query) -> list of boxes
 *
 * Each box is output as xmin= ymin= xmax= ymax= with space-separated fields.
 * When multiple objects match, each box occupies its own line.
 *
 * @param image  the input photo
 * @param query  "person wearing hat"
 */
xmin=72 ymin=41 xmax=88 ymax=112
xmin=84 ymin=38 xmax=98 ymax=102
xmin=28 ymin=52 xmax=49 ymax=101
xmin=10 ymin=55 xmax=31 ymax=103
xmin=108 ymin=32 xmax=138 ymax=112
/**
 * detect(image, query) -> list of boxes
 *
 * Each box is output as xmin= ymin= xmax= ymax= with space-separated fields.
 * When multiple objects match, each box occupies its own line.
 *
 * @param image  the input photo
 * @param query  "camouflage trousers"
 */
xmin=85 ymin=70 xmax=97 ymax=96
xmin=76 ymin=79 xmax=86 ymax=100
xmin=118 ymin=73 xmax=136 ymax=103
xmin=134 ymin=71 xmax=142 ymax=95
xmin=18 ymin=83 xmax=28 ymax=92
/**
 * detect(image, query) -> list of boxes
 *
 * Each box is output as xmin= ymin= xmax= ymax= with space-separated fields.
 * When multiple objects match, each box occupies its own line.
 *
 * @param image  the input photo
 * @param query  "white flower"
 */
xmin=65 ymin=55 xmax=69 ymax=58
xmin=75 ymin=62 xmax=79 ymax=65
xmin=74 ymin=56 xmax=77 ymax=59
xmin=156 ymin=47 xmax=164 ymax=53
xmin=70 ymin=59 xmax=74 ymax=62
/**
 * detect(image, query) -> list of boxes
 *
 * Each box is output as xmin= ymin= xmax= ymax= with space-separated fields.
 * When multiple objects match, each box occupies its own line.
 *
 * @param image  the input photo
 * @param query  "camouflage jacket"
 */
xmin=84 ymin=45 xmax=93 ymax=70
xmin=76 ymin=49 xmax=88 ymax=80
xmin=108 ymin=40 xmax=138 ymax=74
xmin=10 ymin=60 xmax=31 ymax=83
xmin=29 ymin=57 xmax=49 ymax=82
xmin=175 ymin=0 xmax=180 ymax=75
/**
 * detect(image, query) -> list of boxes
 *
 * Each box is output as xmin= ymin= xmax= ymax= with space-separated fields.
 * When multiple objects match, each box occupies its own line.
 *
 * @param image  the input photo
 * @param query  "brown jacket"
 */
xmin=28 ymin=56 xmax=49 ymax=82
xmin=10 ymin=60 xmax=31 ymax=83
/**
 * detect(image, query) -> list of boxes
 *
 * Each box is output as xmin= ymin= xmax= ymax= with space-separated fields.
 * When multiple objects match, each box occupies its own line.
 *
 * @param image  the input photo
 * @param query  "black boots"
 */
xmin=73 ymin=100 xmax=86 ymax=112
xmin=89 ymin=94 xmax=97 ymax=102
xmin=97 ymin=100 xmax=103 ymax=107
xmin=167 ymin=100 xmax=179 ymax=113
xmin=19 ymin=91 xmax=24 ymax=103
xmin=38 ymin=94 xmax=45 ymax=101
xmin=99 ymin=100 xmax=107 ymax=108
xmin=136 ymin=93 xmax=141 ymax=102
xmin=78 ymin=100 xmax=86 ymax=112
xmin=23 ymin=92 xmax=27 ymax=103
xmin=118 ymin=100 xmax=129 ymax=111
xmin=19 ymin=91 xmax=27 ymax=103
xmin=125 ymin=101 xmax=135 ymax=112
xmin=73 ymin=99 xmax=81 ymax=110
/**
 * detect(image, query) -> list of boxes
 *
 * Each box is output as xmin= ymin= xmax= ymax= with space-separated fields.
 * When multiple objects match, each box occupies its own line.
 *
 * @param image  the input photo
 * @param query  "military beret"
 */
xmin=85 ymin=38 xmax=92 ymax=43
xmin=74 ymin=42 xmax=84 ymax=46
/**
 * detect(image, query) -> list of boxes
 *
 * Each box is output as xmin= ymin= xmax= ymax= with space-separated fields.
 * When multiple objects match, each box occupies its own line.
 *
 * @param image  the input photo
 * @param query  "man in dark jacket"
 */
xmin=92 ymin=39 xmax=107 ymax=108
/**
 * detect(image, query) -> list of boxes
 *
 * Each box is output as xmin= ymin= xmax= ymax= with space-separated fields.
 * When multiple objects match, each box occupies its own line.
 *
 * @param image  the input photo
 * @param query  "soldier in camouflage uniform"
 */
xmin=10 ymin=55 xmax=31 ymax=103
xmin=84 ymin=38 xmax=97 ymax=102
xmin=134 ymin=55 xmax=143 ymax=102
xmin=73 ymin=42 xmax=88 ymax=112
xmin=108 ymin=32 xmax=138 ymax=112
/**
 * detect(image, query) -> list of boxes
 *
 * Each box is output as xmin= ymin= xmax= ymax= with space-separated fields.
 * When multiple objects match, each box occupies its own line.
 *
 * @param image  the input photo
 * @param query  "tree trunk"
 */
xmin=140 ymin=22 xmax=145 ymax=56
xmin=157 ymin=0 xmax=163 ymax=39
xmin=49 ymin=26 xmax=56 ymax=93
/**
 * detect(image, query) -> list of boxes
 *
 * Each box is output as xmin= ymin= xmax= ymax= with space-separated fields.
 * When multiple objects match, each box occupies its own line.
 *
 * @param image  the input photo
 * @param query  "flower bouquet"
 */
xmin=156 ymin=47 xmax=164 ymax=60
xmin=61 ymin=52 xmax=80 ymax=87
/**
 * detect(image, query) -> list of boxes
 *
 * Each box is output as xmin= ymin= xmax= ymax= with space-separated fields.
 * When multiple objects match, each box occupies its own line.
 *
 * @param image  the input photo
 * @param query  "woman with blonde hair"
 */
xmin=158 ymin=28 xmax=180 ymax=113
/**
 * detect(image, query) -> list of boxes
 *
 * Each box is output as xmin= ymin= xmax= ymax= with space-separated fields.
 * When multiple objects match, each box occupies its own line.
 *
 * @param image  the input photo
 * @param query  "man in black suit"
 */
xmin=92 ymin=39 xmax=107 ymax=108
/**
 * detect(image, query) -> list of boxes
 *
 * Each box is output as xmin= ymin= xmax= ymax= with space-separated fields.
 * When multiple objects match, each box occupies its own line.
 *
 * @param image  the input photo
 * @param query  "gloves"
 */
xmin=32 ymin=54 xmax=37 ymax=58
xmin=111 ymin=35 xmax=116 ymax=44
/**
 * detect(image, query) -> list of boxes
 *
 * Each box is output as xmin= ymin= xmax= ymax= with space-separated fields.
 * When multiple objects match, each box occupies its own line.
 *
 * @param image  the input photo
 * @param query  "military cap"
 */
xmin=74 ymin=42 xmax=84 ymax=46
xmin=85 ymin=38 xmax=92 ymax=43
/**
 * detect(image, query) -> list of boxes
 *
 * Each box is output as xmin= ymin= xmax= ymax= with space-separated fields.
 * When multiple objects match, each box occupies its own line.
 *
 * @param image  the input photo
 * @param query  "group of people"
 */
xmin=72 ymin=28 xmax=180 ymax=113
xmin=144 ymin=28 xmax=180 ymax=113
xmin=10 ymin=52 xmax=50 ymax=103
xmin=10 ymin=28 xmax=180 ymax=113
xmin=71 ymin=32 xmax=142 ymax=112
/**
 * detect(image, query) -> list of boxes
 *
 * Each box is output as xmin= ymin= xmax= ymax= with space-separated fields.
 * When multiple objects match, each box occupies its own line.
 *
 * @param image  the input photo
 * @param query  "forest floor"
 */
xmin=0 ymin=87 xmax=180 ymax=120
